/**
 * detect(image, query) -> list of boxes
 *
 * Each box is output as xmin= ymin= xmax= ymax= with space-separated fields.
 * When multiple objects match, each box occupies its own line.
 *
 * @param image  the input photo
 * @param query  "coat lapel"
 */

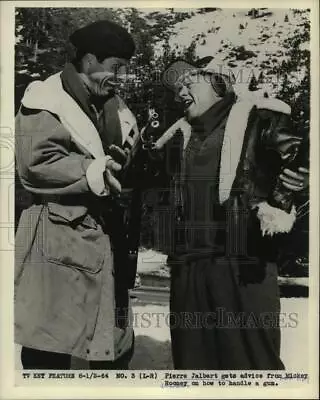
xmin=22 ymin=73 xmax=140 ymax=160
xmin=22 ymin=72 xmax=105 ymax=159
xmin=219 ymin=99 xmax=254 ymax=204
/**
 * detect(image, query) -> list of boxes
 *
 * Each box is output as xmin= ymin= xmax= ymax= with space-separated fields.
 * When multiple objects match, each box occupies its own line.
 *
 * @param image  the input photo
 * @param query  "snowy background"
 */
xmin=15 ymin=7 xmax=310 ymax=129
xmin=15 ymin=7 xmax=310 ymax=252
xmin=14 ymin=8 xmax=310 ymax=370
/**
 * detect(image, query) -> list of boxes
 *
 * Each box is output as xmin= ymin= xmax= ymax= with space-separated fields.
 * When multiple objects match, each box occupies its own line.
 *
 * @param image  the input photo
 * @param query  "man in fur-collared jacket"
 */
xmin=157 ymin=59 xmax=308 ymax=370
xmin=15 ymin=20 xmax=139 ymax=370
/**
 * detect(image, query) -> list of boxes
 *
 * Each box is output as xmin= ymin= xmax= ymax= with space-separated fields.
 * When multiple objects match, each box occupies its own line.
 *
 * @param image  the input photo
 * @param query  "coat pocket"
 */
xmin=42 ymin=202 xmax=106 ymax=273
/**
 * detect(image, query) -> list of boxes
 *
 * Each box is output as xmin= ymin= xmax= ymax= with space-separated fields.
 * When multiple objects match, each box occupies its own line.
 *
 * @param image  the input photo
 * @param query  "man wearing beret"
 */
xmin=15 ymin=20 xmax=138 ymax=369
xmin=156 ymin=58 xmax=309 ymax=369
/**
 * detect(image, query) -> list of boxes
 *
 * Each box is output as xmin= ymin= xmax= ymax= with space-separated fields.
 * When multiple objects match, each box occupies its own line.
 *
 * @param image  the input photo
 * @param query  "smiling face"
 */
xmin=174 ymin=72 xmax=221 ymax=121
xmin=80 ymin=55 xmax=128 ymax=97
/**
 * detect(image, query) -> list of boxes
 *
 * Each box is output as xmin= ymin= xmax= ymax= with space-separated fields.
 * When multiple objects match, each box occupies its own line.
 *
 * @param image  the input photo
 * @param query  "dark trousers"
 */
xmin=21 ymin=343 xmax=134 ymax=370
xmin=170 ymin=255 xmax=285 ymax=370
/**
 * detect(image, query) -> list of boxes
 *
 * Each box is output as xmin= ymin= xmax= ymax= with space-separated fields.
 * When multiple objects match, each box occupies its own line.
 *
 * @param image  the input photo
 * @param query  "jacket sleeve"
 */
xmin=15 ymin=108 xmax=93 ymax=195
xmin=259 ymin=109 xmax=301 ymax=163
xmin=259 ymin=108 xmax=302 ymax=212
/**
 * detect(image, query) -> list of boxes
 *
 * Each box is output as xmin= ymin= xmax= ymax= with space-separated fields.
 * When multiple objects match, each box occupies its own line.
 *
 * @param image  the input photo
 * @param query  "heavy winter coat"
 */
xmin=14 ymin=64 xmax=136 ymax=361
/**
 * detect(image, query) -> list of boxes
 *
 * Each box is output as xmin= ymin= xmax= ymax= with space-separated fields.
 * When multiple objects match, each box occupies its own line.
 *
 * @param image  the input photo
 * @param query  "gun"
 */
xmin=121 ymin=107 xmax=163 ymax=184
xmin=108 ymin=106 xmax=164 ymax=288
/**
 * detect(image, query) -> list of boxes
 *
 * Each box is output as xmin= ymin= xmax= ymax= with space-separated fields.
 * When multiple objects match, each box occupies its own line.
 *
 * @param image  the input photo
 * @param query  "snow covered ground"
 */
xmin=137 ymin=249 xmax=168 ymax=274
xmin=14 ymin=297 xmax=308 ymax=371
xmin=133 ymin=250 xmax=309 ymax=370
xmin=14 ymin=248 xmax=309 ymax=370
xmin=130 ymin=297 xmax=309 ymax=370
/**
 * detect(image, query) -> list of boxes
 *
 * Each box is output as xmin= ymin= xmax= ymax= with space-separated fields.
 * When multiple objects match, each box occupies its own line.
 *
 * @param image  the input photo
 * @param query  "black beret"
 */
xmin=70 ymin=20 xmax=135 ymax=60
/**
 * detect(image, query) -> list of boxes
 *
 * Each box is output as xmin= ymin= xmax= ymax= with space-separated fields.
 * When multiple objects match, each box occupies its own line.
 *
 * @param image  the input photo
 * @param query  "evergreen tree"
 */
xmin=248 ymin=74 xmax=258 ymax=91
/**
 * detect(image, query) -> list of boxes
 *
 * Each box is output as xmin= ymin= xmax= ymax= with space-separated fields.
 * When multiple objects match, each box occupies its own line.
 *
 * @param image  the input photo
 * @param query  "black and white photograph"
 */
xmin=0 ymin=1 xmax=319 ymax=399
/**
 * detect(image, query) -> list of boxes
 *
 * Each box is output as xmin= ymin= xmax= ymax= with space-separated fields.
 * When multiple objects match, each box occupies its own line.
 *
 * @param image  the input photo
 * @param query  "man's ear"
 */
xmin=87 ymin=53 xmax=99 ymax=66
xmin=209 ymin=73 xmax=227 ymax=97
xmin=82 ymin=53 xmax=97 ymax=73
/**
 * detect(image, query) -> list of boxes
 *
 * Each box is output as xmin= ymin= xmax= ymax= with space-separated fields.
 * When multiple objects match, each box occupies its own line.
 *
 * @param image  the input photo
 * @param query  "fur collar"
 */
xmin=21 ymin=71 xmax=138 ymax=159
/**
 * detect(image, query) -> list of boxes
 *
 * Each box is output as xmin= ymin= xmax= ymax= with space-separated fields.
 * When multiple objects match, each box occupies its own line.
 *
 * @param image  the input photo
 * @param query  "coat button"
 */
xmin=105 ymin=350 xmax=110 ymax=355
xmin=86 ymin=349 xmax=90 ymax=354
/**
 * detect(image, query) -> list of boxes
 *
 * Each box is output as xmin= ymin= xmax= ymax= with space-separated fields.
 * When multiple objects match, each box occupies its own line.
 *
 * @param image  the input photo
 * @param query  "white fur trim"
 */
xmin=154 ymin=117 xmax=192 ymax=150
xmin=218 ymin=93 xmax=291 ymax=204
xmin=254 ymin=201 xmax=296 ymax=236
xmin=219 ymin=99 xmax=254 ymax=204
xmin=22 ymin=73 xmax=105 ymax=159
xmin=86 ymin=157 xmax=110 ymax=196
xmin=21 ymin=73 xmax=138 ymax=159
xmin=233 ymin=88 xmax=291 ymax=115
xmin=256 ymin=97 xmax=291 ymax=115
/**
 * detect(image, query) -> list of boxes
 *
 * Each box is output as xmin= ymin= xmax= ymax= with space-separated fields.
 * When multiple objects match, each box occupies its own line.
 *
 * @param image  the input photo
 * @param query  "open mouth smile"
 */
xmin=183 ymin=98 xmax=194 ymax=110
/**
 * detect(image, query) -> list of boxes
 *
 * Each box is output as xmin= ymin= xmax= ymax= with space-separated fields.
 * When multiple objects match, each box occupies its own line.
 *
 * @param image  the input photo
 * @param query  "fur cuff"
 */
xmin=254 ymin=201 xmax=296 ymax=236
